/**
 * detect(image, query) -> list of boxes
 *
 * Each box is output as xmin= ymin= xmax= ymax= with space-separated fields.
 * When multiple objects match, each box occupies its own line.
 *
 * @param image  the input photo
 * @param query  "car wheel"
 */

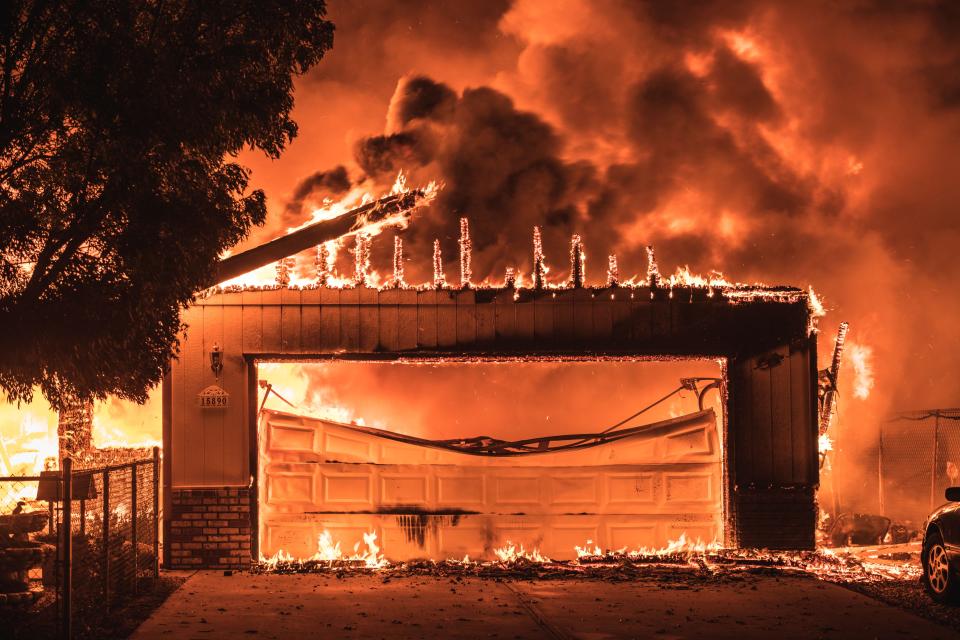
xmin=923 ymin=531 xmax=959 ymax=604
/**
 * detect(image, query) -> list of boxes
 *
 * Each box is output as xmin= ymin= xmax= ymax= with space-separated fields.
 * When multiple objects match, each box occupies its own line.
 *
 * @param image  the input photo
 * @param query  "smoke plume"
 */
xmin=234 ymin=0 xmax=960 ymax=512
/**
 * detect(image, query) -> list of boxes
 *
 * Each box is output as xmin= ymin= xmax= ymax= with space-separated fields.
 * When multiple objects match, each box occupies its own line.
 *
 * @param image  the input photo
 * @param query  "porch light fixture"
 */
xmin=210 ymin=343 xmax=223 ymax=378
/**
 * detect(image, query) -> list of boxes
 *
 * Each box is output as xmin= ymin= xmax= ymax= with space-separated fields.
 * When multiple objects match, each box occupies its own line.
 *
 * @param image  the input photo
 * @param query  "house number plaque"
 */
xmin=197 ymin=384 xmax=230 ymax=409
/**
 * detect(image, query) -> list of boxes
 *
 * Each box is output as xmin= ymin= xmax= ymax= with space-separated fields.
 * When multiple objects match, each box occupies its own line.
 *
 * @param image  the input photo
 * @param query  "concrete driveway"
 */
xmin=131 ymin=570 xmax=954 ymax=639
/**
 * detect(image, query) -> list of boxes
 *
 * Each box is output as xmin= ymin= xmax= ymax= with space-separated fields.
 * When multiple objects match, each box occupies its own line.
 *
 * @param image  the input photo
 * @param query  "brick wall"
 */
xmin=168 ymin=487 xmax=252 ymax=568
xmin=732 ymin=486 xmax=817 ymax=549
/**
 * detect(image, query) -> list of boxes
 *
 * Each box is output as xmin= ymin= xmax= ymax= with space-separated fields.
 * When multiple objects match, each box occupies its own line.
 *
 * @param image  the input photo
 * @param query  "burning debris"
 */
xmin=254 ymin=529 xmax=921 ymax=587
xmin=316 ymin=243 xmax=332 ymax=286
xmin=819 ymin=321 xmax=850 ymax=435
xmin=353 ymin=233 xmax=372 ymax=287
xmin=391 ymin=235 xmax=405 ymax=288
xmin=568 ymin=234 xmax=585 ymax=288
xmin=532 ymin=226 xmax=547 ymax=289
xmin=459 ymin=217 xmax=472 ymax=288
xmin=431 ymin=239 xmax=446 ymax=289
xmin=606 ymin=254 xmax=619 ymax=288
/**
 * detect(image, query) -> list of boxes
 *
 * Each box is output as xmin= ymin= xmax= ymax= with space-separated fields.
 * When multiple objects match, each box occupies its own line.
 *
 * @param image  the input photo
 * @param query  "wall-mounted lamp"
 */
xmin=210 ymin=343 xmax=223 ymax=378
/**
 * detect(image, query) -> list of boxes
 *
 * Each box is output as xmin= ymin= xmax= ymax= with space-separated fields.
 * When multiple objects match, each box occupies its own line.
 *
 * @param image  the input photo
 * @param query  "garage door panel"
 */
xmin=664 ymin=472 xmax=715 ymax=504
xmin=548 ymin=475 xmax=598 ymax=506
xmin=380 ymin=474 xmax=430 ymax=505
xmin=494 ymin=476 xmax=541 ymax=505
xmin=607 ymin=473 xmax=656 ymax=504
xmin=267 ymin=421 xmax=316 ymax=453
xmin=266 ymin=472 xmax=315 ymax=505
xmin=260 ymin=409 xmax=722 ymax=560
xmin=323 ymin=473 xmax=373 ymax=506
xmin=324 ymin=431 xmax=372 ymax=462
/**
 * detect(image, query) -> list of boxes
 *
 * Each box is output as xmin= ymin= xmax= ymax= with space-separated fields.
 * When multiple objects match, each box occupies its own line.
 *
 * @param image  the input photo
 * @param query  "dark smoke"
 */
xmin=282 ymin=165 xmax=351 ymax=223
xmin=352 ymin=76 xmax=601 ymax=283
xmin=246 ymin=0 xmax=960 ymax=514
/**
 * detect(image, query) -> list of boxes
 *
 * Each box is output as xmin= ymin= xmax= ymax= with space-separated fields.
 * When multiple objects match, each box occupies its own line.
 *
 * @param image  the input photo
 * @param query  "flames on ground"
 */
xmin=257 ymin=527 xmax=922 ymax=587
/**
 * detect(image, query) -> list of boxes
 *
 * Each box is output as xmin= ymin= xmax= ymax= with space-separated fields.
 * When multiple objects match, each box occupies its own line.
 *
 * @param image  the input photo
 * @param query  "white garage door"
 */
xmin=259 ymin=408 xmax=722 ymax=561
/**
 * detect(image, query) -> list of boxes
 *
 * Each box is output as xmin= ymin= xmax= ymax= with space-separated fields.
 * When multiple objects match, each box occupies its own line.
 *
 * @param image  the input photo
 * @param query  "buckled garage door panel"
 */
xmin=259 ymin=408 xmax=722 ymax=560
xmin=262 ymin=409 xmax=718 ymax=467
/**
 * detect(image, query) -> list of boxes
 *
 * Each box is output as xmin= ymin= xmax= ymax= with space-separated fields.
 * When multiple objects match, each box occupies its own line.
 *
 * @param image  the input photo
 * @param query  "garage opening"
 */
xmin=256 ymin=358 xmax=725 ymax=562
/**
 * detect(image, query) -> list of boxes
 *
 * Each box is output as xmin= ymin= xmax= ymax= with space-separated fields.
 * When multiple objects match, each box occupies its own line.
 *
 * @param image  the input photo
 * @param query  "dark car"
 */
xmin=922 ymin=487 xmax=960 ymax=603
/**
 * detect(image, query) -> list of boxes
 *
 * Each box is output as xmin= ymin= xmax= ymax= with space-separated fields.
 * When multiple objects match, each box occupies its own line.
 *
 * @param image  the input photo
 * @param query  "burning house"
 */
xmin=163 ymin=191 xmax=821 ymax=570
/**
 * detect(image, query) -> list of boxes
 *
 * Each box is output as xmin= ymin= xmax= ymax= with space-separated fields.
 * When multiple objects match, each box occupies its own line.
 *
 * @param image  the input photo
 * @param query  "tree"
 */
xmin=0 ymin=1 xmax=334 ymax=409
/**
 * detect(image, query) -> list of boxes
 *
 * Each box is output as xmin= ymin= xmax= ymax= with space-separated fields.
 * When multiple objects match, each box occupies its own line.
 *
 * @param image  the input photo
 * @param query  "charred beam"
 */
xmin=819 ymin=321 xmax=849 ymax=434
xmin=210 ymin=190 xmax=424 ymax=287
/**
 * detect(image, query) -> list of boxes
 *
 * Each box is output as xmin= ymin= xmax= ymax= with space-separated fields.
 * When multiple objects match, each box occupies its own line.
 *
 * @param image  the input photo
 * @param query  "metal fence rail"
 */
xmin=879 ymin=410 xmax=960 ymax=526
xmin=0 ymin=448 xmax=160 ymax=639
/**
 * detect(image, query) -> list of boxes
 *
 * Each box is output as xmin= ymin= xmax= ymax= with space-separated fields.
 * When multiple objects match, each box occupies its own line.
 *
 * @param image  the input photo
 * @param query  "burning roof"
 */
xmin=204 ymin=180 xmax=821 ymax=333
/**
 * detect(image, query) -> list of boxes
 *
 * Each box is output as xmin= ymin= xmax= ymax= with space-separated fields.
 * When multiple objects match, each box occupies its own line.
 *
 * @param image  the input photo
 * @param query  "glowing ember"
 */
xmin=391 ymin=235 xmax=405 ymax=288
xmin=316 ymin=243 xmax=331 ymax=286
xmin=432 ymin=239 xmax=446 ymax=289
xmin=646 ymin=245 xmax=661 ymax=287
xmin=569 ymin=234 xmax=585 ymax=287
xmin=532 ymin=226 xmax=548 ymax=289
xmin=504 ymin=266 xmax=517 ymax=288
xmin=274 ymin=257 xmax=294 ymax=287
xmin=606 ymin=254 xmax=619 ymax=287
xmin=353 ymin=233 xmax=372 ymax=287
xmin=459 ymin=217 xmax=472 ymax=288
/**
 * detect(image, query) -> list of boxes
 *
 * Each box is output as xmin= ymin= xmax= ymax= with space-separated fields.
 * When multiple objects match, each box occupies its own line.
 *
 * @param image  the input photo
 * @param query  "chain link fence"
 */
xmin=0 ymin=449 xmax=160 ymax=639
xmin=879 ymin=409 xmax=960 ymax=527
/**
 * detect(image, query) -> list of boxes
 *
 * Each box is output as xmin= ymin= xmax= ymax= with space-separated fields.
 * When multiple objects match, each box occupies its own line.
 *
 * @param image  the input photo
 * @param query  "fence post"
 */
xmin=62 ymin=457 xmax=73 ymax=640
xmin=131 ymin=463 xmax=138 ymax=595
xmin=153 ymin=447 xmax=160 ymax=580
xmin=877 ymin=427 xmax=885 ymax=514
xmin=931 ymin=413 xmax=940 ymax=511
xmin=102 ymin=468 xmax=110 ymax=609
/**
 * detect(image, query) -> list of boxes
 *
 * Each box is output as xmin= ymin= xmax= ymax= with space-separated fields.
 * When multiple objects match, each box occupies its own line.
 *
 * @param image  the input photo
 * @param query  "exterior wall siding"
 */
xmin=163 ymin=286 xmax=817 ymax=565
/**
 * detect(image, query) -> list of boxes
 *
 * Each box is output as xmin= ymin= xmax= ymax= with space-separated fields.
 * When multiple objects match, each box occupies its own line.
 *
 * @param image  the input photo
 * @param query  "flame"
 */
xmin=261 ymin=528 xmax=386 ymax=569
xmin=574 ymin=540 xmax=605 ymax=558
xmin=258 ymin=363 xmax=368 ymax=426
xmin=216 ymin=171 xmax=440 ymax=290
xmin=807 ymin=286 xmax=825 ymax=319
xmin=92 ymin=414 xmax=161 ymax=449
xmin=256 ymin=529 xmax=922 ymax=587
xmin=493 ymin=541 xmax=550 ymax=563
xmin=0 ymin=415 xmax=58 ymax=476
xmin=818 ymin=433 xmax=833 ymax=453
xmin=847 ymin=342 xmax=874 ymax=400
